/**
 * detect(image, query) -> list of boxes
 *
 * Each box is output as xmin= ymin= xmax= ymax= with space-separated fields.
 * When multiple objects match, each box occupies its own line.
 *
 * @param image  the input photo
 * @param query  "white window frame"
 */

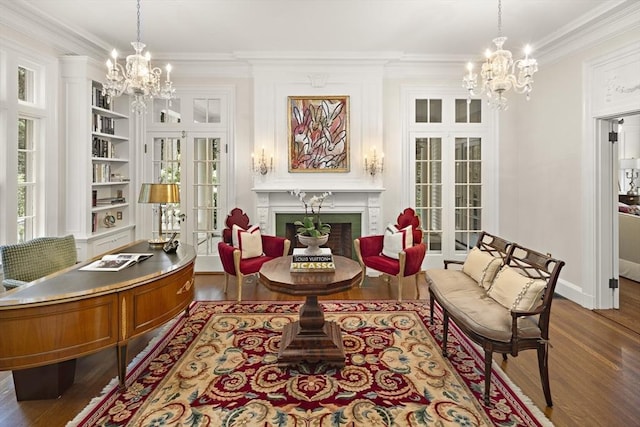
xmin=0 ymin=43 xmax=57 ymax=247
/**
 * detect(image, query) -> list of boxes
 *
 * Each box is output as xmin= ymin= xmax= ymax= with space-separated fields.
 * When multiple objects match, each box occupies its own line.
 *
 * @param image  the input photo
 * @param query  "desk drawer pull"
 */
xmin=177 ymin=278 xmax=193 ymax=295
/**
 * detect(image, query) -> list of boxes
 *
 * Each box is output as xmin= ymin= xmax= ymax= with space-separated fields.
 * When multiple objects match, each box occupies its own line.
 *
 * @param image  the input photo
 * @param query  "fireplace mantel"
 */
xmin=252 ymin=186 xmax=385 ymax=237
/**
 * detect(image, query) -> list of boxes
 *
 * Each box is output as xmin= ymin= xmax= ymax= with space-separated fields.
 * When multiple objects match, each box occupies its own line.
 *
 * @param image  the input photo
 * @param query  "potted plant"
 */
xmin=290 ymin=190 xmax=332 ymax=254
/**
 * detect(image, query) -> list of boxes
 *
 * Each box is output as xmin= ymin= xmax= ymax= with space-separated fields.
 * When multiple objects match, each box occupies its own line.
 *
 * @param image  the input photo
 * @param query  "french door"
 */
xmin=141 ymin=88 xmax=234 ymax=271
xmin=406 ymin=93 xmax=496 ymax=268
xmin=144 ymin=131 xmax=228 ymax=271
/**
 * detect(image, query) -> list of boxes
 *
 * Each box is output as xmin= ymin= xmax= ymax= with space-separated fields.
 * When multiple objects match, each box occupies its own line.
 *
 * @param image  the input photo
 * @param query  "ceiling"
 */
xmin=5 ymin=0 xmax=633 ymax=61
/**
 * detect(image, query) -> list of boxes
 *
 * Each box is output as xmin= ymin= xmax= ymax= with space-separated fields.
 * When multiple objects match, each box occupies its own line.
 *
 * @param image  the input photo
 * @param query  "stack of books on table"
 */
xmin=290 ymin=248 xmax=335 ymax=272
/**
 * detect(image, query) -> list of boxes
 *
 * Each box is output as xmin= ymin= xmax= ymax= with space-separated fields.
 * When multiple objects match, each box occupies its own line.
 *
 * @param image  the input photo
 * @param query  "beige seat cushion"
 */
xmin=426 ymin=267 xmax=542 ymax=342
xmin=442 ymin=292 xmax=541 ymax=342
xmin=426 ymin=269 xmax=482 ymax=299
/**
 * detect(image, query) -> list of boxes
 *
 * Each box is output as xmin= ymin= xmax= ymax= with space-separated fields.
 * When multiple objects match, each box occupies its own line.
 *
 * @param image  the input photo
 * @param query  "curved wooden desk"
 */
xmin=0 ymin=241 xmax=196 ymax=400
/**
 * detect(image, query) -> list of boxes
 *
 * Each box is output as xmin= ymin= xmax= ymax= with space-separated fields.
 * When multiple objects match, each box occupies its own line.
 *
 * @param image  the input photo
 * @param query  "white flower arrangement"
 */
xmin=290 ymin=190 xmax=332 ymax=237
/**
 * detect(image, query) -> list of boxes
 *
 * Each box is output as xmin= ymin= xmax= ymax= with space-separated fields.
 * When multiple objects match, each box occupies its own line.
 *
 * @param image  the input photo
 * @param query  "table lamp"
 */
xmin=620 ymin=158 xmax=640 ymax=195
xmin=138 ymin=183 xmax=180 ymax=246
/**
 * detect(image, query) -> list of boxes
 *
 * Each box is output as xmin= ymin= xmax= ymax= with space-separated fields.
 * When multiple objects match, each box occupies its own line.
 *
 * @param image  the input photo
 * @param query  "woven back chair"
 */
xmin=1 ymin=235 xmax=77 ymax=291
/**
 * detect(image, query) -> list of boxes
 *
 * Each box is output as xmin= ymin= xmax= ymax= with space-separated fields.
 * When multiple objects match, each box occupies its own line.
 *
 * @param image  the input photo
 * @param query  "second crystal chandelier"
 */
xmin=463 ymin=0 xmax=538 ymax=110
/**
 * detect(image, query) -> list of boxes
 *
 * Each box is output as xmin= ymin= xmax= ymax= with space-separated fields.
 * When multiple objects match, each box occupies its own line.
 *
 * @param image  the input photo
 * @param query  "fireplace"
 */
xmin=276 ymin=213 xmax=362 ymax=259
xmin=253 ymin=188 xmax=384 ymax=261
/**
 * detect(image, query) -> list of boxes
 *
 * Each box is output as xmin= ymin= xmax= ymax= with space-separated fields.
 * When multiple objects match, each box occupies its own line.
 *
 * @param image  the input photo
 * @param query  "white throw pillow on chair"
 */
xmin=381 ymin=224 xmax=413 ymax=259
xmin=232 ymin=224 xmax=263 ymax=259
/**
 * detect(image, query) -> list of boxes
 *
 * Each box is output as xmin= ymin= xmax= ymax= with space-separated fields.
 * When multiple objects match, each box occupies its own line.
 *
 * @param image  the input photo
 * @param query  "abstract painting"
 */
xmin=288 ymin=96 xmax=349 ymax=172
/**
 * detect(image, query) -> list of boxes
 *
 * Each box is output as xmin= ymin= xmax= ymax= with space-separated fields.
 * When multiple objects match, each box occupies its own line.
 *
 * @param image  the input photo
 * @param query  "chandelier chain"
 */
xmin=136 ymin=0 xmax=141 ymax=44
xmin=497 ymin=0 xmax=502 ymax=37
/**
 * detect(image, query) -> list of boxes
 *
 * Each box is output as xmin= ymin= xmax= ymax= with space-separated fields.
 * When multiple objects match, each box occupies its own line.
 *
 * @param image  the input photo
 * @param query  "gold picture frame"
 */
xmin=288 ymin=95 xmax=350 ymax=172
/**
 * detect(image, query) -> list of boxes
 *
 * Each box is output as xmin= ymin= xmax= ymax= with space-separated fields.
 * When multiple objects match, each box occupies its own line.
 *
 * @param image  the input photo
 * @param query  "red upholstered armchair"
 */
xmin=217 ymin=208 xmax=290 ymax=301
xmin=354 ymin=208 xmax=426 ymax=301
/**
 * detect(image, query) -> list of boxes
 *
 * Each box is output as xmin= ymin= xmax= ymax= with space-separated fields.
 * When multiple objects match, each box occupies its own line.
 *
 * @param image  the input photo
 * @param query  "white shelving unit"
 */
xmin=61 ymin=56 xmax=135 ymax=261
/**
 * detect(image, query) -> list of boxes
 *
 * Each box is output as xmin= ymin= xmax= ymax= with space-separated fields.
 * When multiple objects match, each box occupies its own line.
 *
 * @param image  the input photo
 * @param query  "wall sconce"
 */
xmin=364 ymin=148 xmax=384 ymax=177
xmin=620 ymin=158 xmax=640 ymax=195
xmin=252 ymin=147 xmax=273 ymax=175
xmin=138 ymin=183 xmax=180 ymax=246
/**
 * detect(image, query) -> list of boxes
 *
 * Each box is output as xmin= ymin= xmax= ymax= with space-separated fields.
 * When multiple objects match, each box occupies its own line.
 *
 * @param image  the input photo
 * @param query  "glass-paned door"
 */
xmin=145 ymin=88 xmax=232 ymax=272
xmin=192 ymin=136 xmax=223 ymax=260
xmin=151 ymin=136 xmax=182 ymax=241
xmin=454 ymin=137 xmax=483 ymax=250
xmin=145 ymin=131 xmax=227 ymax=271
xmin=415 ymin=137 xmax=442 ymax=251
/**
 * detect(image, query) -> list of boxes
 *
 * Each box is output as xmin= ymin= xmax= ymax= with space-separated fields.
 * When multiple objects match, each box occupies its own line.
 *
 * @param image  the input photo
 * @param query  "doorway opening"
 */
xmin=595 ymin=113 xmax=640 ymax=332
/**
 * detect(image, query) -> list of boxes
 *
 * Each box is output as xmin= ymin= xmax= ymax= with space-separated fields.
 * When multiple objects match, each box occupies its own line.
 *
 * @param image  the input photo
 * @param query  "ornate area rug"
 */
xmin=68 ymin=301 xmax=552 ymax=427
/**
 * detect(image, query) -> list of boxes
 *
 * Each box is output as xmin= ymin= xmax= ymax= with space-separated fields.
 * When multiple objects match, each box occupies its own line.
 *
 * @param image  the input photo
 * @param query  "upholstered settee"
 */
xmin=425 ymin=231 xmax=565 ymax=407
xmin=1 ymin=235 xmax=77 ymax=291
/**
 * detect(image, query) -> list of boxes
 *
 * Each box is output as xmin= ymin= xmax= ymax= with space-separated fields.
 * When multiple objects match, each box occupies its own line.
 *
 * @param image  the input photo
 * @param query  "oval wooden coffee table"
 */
xmin=259 ymin=255 xmax=362 ymax=367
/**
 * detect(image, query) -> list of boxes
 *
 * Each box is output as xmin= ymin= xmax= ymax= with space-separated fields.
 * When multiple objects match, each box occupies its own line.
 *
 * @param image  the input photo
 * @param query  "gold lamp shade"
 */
xmin=138 ymin=183 xmax=180 ymax=204
xmin=138 ymin=183 xmax=180 ymax=246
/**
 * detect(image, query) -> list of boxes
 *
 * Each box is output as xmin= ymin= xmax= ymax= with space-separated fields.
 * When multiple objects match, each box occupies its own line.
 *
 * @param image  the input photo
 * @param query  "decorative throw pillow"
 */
xmin=462 ymin=247 xmax=503 ymax=290
xmin=381 ymin=224 xmax=413 ymax=259
xmin=232 ymin=224 xmax=263 ymax=259
xmin=487 ymin=265 xmax=547 ymax=311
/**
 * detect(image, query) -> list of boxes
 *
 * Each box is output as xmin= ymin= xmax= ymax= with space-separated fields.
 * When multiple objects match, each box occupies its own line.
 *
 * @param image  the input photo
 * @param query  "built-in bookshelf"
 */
xmin=61 ymin=56 xmax=135 ymax=261
xmin=90 ymin=81 xmax=131 ymax=235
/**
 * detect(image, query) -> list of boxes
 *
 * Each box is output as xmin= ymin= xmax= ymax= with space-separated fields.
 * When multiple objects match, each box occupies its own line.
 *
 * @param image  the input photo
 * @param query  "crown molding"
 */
xmin=536 ymin=0 xmax=640 ymax=65
xmin=3 ymin=0 xmax=638 ymax=77
xmin=0 ymin=1 xmax=110 ymax=58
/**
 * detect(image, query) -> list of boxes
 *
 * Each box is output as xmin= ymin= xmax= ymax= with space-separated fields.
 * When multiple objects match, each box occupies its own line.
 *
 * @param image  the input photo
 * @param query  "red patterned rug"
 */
xmin=68 ymin=301 xmax=552 ymax=426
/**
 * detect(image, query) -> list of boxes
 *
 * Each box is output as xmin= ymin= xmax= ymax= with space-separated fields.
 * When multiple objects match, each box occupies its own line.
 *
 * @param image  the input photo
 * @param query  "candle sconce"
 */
xmin=252 ymin=147 xmax=273 ymax=175
xmin=364 ymin=149 xmax=384 ymax=177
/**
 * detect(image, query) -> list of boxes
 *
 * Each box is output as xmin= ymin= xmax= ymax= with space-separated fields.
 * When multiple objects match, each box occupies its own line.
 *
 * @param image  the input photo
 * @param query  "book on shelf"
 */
xmin=92 ymin=136 xmax=115 ymax=158
xmin=290 ymin=248 xmax=335 ymax=272
xmin=93 ymin=163 xmax=112 ymax=183
xmin=92 ymin=86 xmax=111 ymax=110
xmin=94 ymin=197 xmax=126 ymax=205
xmin=92 ymin=113 xmax=115 ymax=135
xmin=80 ymin=253 xmax=153 ymax=272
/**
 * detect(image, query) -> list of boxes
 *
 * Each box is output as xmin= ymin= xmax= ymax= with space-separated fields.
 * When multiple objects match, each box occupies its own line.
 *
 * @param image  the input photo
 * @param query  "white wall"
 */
xmin=620 ymin=114 xmax=640 ymax=160
xmin=247 ymin=61 xmax=386 ymax=225
xmin=499 ymin=28 xmax=640 ymax=307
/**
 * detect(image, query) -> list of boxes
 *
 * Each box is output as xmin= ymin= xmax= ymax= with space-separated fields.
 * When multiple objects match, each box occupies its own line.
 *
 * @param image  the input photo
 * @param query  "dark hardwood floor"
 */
xmin=0 ymin=273 xmax=638 ymax=426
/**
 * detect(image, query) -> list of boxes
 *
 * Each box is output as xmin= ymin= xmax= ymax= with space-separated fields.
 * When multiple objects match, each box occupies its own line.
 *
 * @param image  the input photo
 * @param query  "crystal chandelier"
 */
xmin=103 ymin=0 xmax=175 ymax=114
xmin=463 ymin=0 xmax=538 ymax=110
